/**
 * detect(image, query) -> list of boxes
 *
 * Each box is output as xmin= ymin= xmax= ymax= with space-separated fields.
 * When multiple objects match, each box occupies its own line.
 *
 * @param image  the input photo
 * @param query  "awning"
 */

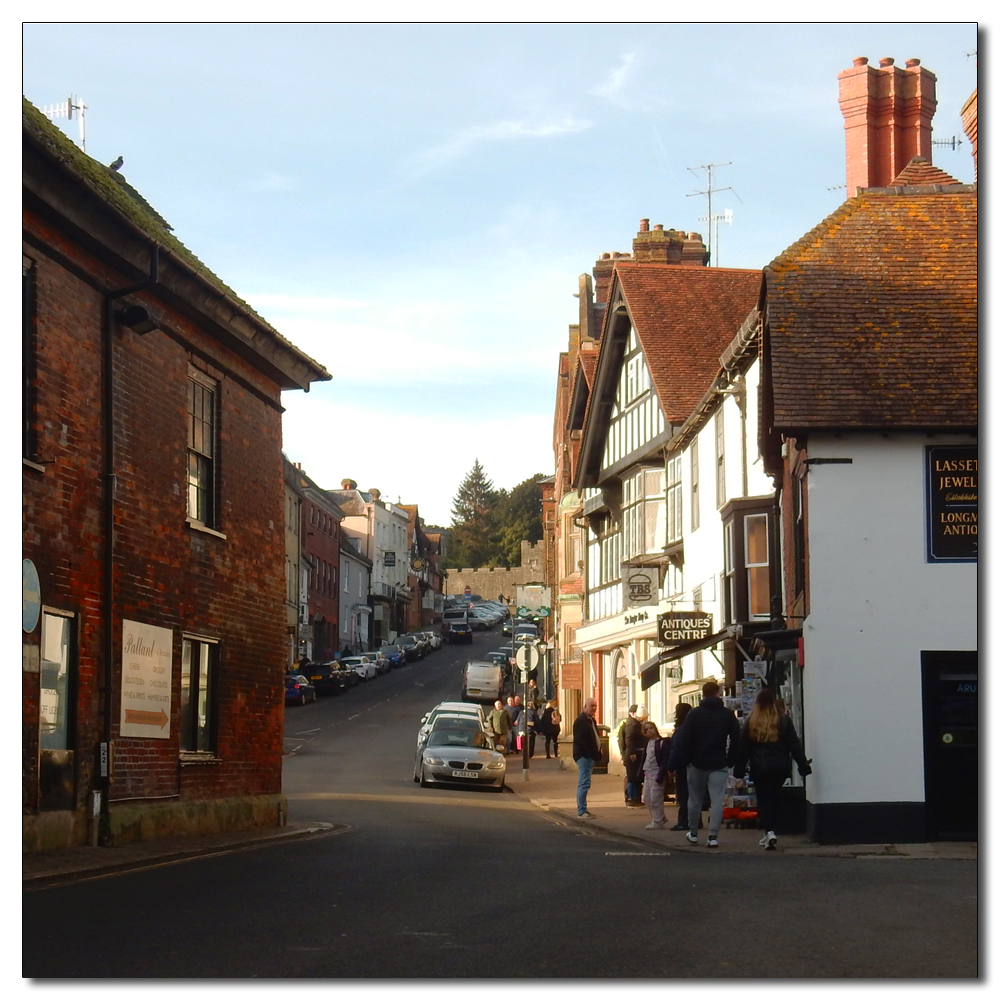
xmin=639 ymin=626 xmax=741 ymax=690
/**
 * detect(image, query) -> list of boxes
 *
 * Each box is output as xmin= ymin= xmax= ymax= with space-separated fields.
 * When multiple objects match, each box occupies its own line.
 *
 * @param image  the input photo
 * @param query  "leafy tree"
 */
xmin=447 ymin=460 xmax=500 ymax=568
xmin=446 ymin=464 xmax=547 ymax=569
xmin=494 ymin=473 xmax=546 ymax=567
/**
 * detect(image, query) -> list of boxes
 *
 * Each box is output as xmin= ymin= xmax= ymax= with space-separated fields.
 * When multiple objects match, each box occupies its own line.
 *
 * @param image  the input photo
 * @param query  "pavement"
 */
xmin=23 ymin=755 xmax=975 ymax=887
xmin=500 ymin=752 xmax=978 ymax=861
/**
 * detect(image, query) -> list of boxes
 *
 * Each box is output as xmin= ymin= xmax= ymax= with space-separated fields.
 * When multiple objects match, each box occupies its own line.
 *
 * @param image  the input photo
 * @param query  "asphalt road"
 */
xmin=23 ymin=630 xmax=978 ymax=978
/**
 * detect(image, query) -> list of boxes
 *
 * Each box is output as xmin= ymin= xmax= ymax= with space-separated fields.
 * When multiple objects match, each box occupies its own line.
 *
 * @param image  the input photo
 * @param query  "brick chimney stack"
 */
xmin=632 ymin=221 xmax=709 ymax=265
xmin=838 ymin=56 xmax=937 ymax=196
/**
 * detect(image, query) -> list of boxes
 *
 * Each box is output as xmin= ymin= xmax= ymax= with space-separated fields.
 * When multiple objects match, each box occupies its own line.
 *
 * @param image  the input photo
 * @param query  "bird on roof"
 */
xmin=109 ymin=156 xmax=124 ymax=171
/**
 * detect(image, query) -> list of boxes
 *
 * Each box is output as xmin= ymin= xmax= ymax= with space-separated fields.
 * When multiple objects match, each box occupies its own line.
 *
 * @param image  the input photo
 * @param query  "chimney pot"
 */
xmin=341 ymin=478 xmax=358 ymax=490
xmin=853 ymin=56 xmax=869 ymax=67
xmin=905 ymin=58 xmax=921 ymax=68
xmin=653 ymin=223 xmax=664 ymax=231
xmin=638 ymin=219 xmax=650 ymax=232
xmin=879 ymin=57 xmax=895 ymax=67
xmin=600 ymin=253 xmax=610 ymax=259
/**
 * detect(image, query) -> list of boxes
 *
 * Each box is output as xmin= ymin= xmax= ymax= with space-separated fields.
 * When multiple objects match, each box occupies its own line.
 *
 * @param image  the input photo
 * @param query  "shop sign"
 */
xmin=119 ymin=620 xmax=173 ymax=739
xmin=560 ymin=660 xmax=583 ymax=690
xmin=657 ymin=611 xmax=713 ymax=647
xmin=384 ymin=552 xmax=396 ymax=567
xmin=623 ymin=567 xmax=657 ymax=608
xmin=926 ymin=445 xmax=977 ymax=562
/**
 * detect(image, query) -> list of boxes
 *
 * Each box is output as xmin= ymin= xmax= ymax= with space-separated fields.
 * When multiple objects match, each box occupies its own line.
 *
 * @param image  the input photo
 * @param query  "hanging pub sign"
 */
xmin=623 ymin=566 xmax=658 ymax=608
xmin=926 ymin=445 xmax=977 ymax=562
xmin=657 ymin=611 xmax=713 ymax=647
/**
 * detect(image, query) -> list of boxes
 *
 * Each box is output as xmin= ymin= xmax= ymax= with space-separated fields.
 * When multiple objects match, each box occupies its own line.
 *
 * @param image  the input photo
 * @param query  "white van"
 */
xmin=462 ymin=660 xmax=503 ymax=703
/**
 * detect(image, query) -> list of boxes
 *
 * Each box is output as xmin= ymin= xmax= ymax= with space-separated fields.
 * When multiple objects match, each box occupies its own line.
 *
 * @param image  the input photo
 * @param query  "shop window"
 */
xmin=181 ymin=636 xmax=217 ymax=753
xmin=39 ymin=609 xmax=76 ymax=810
xmin=187 ymin=369 xmax=218 ymax=528
xmin=666 ymin=455 xmax=682 ymax=544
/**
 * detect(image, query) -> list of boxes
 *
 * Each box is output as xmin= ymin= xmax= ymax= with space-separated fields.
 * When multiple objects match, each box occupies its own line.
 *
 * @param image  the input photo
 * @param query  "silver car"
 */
xmin=414 ymin=727 xmax=507 ymax=792
xmin=416 ymin=706 xmax=485 ymax=748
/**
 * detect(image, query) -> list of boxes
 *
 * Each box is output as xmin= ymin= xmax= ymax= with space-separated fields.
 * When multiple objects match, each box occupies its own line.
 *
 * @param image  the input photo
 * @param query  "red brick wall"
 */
xmin=24 ymin=206 xmax=288 ymax=824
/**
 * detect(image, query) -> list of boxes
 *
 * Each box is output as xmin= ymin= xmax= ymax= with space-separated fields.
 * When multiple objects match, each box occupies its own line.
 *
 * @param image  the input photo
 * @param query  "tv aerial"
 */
xmin=687 ymin=162 xmax=742 ymax=267
xmin=42 ymin=95 xmax=88 ymax=152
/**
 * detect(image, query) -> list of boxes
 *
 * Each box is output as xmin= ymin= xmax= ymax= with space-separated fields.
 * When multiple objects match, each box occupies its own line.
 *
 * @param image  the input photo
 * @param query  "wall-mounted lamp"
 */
xmin=115 ymin=305 xmax=158 ymax=335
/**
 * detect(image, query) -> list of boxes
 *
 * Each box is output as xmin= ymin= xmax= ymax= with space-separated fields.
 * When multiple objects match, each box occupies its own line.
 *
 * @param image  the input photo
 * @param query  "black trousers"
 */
xmin=675 ymin=765 xmax=690 ymax=826
xmin=545 ymin=734 xmax=558 ymax=756
xmin=753 ymin=771 xmax=787 ymax=833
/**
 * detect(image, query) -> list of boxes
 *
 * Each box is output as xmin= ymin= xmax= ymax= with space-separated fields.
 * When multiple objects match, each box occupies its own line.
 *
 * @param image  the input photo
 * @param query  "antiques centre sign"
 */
xmin=657 ymin=611 xmax=713 ymax=647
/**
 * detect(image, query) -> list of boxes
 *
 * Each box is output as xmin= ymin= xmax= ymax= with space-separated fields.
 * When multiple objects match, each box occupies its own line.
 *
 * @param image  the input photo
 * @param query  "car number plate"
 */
xmin=452 ymin=770 xmax=478 ymax=779
xmin=310 ymin=675 xmax=322 ymax=680
xmin=468 ymin=688 xmax=481 ymax=694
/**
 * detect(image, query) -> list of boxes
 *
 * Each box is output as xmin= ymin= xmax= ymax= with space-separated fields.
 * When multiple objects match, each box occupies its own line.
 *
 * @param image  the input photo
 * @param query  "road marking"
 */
xmin=347 ymin=714 xmax=362 ymax=720
xmin=605 ymin=852 xmax=670 ymax=857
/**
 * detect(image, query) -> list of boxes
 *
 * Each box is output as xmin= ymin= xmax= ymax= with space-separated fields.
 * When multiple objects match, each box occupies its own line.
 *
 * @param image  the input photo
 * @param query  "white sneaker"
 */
xmin=645 ymin=821 xmax=664 ymax=830
xmin=764 ymin=831 xmax=777 ymax=851
xmin=685 ymin=831 xmax=698 ymax=845
xmin=758 ymin=832 xmax=770 ymax=847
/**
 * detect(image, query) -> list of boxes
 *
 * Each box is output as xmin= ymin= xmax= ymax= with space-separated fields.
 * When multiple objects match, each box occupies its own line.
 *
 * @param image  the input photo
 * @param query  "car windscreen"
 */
xmin=426 ymin=730 xmax=489 ymax=748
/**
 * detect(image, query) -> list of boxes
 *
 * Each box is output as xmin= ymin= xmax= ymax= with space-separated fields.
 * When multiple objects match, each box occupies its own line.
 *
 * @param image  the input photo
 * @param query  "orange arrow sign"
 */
xmin=124 ymin=709 xmax=169 ymax=728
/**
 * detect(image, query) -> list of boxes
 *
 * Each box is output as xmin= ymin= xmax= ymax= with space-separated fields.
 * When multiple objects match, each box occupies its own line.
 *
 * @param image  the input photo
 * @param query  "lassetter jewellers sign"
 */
xmin=926 ymin=445 xmax=977 ymax=562
xmin=657 ymin=612 xmax=713 ymax=647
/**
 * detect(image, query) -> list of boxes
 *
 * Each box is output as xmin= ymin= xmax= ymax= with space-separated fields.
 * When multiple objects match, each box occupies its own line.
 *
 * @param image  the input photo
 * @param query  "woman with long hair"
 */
xmin=641 ymin=721 xmax=670 ymax=829
xmin=734 ymin=687 xmax=812 ymax=851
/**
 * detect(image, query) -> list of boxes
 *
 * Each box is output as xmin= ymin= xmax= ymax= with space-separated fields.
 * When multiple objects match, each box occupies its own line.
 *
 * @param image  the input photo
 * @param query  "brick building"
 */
xmin=22 ymin=98 xmax=329 ymax=851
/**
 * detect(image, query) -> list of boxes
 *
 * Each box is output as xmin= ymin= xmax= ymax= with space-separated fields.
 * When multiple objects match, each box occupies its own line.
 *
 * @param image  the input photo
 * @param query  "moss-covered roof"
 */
xmin=22 ymin=96 xmax=329 ymax=381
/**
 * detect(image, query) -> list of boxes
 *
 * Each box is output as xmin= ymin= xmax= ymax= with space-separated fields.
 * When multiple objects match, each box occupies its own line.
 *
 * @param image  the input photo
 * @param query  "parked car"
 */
xmin=395 ymin=635 xmax=425 ymax=661
xmin=442 ymin=608 xmax=470 ymax=629
xmin=446 ymin=622 xmax=473 ymax=644
xmin=413 ymin=728 xmax=506 ymax=791
xmin=304 ymin=661 xmax=350 ymax=695
xmin=468 ymin=607 xmax=500 ymax=629
xmin=416 ymin=703 xmax=486 ymax=746
xmin=285 ymin=673 xmax=317 ymax=706
xmin=363 ymin=650 xmax=390 ymax=674
xmin=417 ymin=630 xmax=442 ymax=651
xmin=341 ymin=655 xmax=378 ymax=681
xmin=462 ymin=660 xmax=504 ymax=703
xmin=379 ymin=644 xmax=406 ymax=668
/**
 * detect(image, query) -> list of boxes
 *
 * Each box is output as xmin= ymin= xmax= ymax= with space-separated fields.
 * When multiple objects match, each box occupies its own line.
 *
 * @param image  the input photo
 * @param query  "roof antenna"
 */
xmin=42 ymin=95 xmax=88 ymax=152
xmin=686 ymin=162 xmax=742 ymax=267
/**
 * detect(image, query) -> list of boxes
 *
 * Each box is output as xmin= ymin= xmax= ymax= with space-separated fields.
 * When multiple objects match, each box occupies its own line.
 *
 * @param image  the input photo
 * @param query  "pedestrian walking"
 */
xmin=508 ymin=695 xmax=523 ymax=753
xmin=658 ymin=702 xmax=700 ymax=831
xmin=666 ymin=680 xmax=740 ymax=848
xmin=539 ymin=700 xmax=562 ymax=758
xmin=486 ymin=699 xmax=512 ymax=754
xmin=526 ymin=678 xmax=542 ymax=711
xmin=733 ymin=687 xmax=812 ymax=851
xmin=641 ymin=721 xmax=670 ymax=829
xmin=573 ymin=697 xmax=602 ymax=818
xmin=623 ymin=705 xmax=649 ymax=807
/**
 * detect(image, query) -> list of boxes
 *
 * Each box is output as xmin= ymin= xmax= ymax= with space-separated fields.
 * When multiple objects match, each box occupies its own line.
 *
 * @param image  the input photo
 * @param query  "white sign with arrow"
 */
xmin=120 ymin=619 xmax=173 ymax=739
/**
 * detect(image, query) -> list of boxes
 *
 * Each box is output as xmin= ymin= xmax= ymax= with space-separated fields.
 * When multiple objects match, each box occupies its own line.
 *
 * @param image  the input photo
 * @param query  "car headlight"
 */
xmin=486 ymin=759 xmax=505 ymax=769
xmin=424 ymin=757 xmax=445 ymax=765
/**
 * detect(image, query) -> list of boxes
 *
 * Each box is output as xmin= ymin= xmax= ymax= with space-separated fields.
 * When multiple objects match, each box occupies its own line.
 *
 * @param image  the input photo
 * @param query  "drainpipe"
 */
xmin=98 ymin=245 xmax=159 ymax=845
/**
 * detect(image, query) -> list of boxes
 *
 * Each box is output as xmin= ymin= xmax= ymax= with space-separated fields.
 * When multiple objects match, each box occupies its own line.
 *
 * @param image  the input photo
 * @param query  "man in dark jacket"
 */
xmin=666 ymin=680 xmax=739 ymax=848
xmin=623 ymin=705 xmax=648 ymax=807
xmin=573 ymin=698 xmax=602 ymax=818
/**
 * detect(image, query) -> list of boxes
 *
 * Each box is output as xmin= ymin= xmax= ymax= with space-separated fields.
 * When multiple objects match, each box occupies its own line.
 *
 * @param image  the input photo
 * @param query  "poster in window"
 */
xmin=120 ymin=620 xmax=173 ymax=738
xmin=926 ymin=446 xmax=977 ymax=562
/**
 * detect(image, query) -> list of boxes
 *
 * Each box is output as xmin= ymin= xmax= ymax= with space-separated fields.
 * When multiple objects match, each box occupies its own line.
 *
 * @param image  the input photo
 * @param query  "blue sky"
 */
xmin=22 ymin=16 xmax=979 ymax=526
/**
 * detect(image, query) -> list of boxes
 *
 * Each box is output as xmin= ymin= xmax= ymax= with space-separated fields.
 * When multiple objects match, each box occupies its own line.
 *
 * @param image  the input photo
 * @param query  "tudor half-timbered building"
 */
xmin=570 ymin=254 xmax=760 ymax=751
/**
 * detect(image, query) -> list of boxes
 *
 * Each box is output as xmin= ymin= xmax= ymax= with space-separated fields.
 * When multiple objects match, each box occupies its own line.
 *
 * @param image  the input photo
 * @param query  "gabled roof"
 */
xmin=763 ymin=188 xmax=977 ymax=431
xmin=575 ymin=262 xmax=759 ymax=485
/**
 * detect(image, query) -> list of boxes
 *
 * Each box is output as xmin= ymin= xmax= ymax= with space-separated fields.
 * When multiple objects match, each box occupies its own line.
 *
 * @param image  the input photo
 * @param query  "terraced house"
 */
xmin=22 ymin=98 xmax=329 ymax=851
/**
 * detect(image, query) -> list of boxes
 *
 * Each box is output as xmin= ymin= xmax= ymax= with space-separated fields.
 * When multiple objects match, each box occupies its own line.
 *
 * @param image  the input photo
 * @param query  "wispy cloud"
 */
xmin=408 ymin=116 xmax=593 ymax=174
xmin=591 ymin=53 xmax=636 ymax=102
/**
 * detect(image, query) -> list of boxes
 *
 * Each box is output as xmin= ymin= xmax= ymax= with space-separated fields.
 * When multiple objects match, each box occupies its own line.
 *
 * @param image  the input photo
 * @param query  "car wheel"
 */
xmin=419 ymin=765 xmax=430 ymax=788
xmin=300 ymin=693 xmax=307 ymax=705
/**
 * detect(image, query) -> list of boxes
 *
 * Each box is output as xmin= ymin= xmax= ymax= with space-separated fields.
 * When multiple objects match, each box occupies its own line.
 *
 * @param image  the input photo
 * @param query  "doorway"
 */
xmin=921 ymin=651 xmax=978 ymax=841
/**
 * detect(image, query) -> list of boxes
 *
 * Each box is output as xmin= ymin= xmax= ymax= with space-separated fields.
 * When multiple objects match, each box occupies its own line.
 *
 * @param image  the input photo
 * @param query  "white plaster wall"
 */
xmin=802 ymin=433 xmax=977 ymax=806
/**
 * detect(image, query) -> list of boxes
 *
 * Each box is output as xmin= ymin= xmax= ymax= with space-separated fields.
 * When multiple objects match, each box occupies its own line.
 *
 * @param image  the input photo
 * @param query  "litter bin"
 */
xmin=594 ymin=724 xmax=611 ymax=774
